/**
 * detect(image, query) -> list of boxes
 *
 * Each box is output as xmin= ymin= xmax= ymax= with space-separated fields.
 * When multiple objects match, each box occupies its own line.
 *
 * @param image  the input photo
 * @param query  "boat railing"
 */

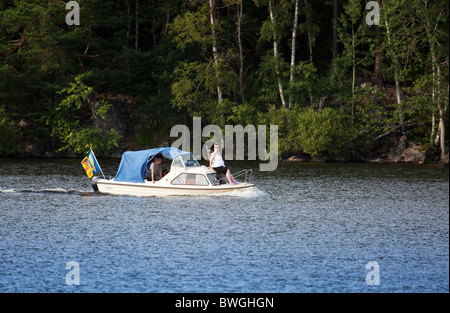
xmin=216 ymin=168 xmax=253 ymax=184
xmin=234 ymin=169 xmax=253 ymax=183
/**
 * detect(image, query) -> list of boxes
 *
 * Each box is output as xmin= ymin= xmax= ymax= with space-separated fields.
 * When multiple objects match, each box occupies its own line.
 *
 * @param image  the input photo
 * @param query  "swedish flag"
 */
xmin=81 ymin=149 xmax=102 ymax=178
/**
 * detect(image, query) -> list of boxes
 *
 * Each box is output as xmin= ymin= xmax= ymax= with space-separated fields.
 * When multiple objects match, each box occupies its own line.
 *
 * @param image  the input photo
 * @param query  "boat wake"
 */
xmin=0 ymin=187 xmax=100 ymax=197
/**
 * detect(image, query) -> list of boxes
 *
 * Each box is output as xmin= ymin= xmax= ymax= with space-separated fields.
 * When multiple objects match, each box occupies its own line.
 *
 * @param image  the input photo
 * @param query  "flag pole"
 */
xmin=91 ymin=148 xmax=106 ymax=179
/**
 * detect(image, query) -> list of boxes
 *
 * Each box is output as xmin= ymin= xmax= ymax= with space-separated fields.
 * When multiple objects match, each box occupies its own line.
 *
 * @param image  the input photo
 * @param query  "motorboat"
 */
xmin=92 ymin=147 xmax=255 ymax=196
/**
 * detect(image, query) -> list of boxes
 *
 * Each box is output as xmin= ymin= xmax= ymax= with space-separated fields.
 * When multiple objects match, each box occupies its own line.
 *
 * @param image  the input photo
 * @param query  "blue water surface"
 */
xmin=0 ymin=159 xmax=448 ymax=292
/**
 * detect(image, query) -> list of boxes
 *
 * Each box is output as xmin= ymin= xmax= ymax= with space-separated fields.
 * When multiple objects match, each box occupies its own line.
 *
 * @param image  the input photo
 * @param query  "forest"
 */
xmin=0 ymin=0 xmax=448 ymax=163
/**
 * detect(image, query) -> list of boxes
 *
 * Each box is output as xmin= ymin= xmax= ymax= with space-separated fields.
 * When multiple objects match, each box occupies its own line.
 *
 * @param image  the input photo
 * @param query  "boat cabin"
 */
xmin=166 ymin=154 xmax=223 ymax=186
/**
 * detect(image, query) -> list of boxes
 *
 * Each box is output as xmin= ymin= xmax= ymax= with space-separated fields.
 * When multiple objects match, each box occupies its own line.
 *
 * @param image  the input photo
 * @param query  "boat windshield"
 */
xmin=171 ymin=154 xmax=200 ymax=168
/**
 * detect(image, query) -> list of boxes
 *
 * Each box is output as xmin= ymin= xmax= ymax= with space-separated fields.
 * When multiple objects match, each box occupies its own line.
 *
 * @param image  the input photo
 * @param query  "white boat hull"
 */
xmin=94 ymin=179 xmax=255 ymax=197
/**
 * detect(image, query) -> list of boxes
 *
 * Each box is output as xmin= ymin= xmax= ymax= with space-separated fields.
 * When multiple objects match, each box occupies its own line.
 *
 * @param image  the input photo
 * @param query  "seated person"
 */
xmin=149 ymin=155 xmax=163 ymax=184
xmin=208 ymin=143 xmax=238 ymax=184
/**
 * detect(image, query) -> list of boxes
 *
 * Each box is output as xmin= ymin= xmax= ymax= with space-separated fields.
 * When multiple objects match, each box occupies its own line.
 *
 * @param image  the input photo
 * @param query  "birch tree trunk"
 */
xmin=304 ymin=0 xmax=314 ymax=106
xmin=209 ymin=0 xmax=224 ymax=124
xmin=164 ymin=8 xmax=170 ymax=37
xmin=269 ymin=0 xmax=286 ymax=109
xmin=430 ymin=114 xmax=437 ymax=144
xmin=237 ymin=0 xmax=245 ymax=103
xmin=436 ymin=64 xmax=446 ymax=159
xmin=424 ymin=0 xmax=447 ymax=158
xmin=288 ymin=0 xmax=299 ymax=109
xmin=382 ymin=3 xmax=403 ymax=123
xmin=434 ymin=64 xmax=446 ymax=158
xmin=429 ymin=32 xmax=446 ymax=158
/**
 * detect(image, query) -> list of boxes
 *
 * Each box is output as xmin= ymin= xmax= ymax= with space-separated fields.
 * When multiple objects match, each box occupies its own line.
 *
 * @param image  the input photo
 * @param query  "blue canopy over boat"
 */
xmin=114 ymin=147 xmax=191 ymax=183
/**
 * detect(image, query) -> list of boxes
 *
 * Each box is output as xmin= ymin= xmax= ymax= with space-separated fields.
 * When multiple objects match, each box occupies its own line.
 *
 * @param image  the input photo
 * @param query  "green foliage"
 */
xmin=257 ymin=106 xmax=351 ymax=157
xmin=57 ymin=72 xmax=94 ymax=111
xmin=60 ymin=127 xmax=121 ymax=155
xmin=228 ymin=102 xmax=259 ymax=126
xmin=257 ymin=105 xmax=292 ymax=155
xmin=0 ymin=107 xmax=22 ymax=156
xmin=171 ymin=61 xmax=220 ymax=118
xmin=352 ymin=86 xmax=392 ymax=148
xmin=289 ymin=61 xmax=318 ymax=105
xmin=50 ymin=72 xmax=121 ymax=154
xmin=170 ymin=1 xmax=238 ymax=126
xmin=338 ymin=0 xmax=375 ymax=77
xmin=170 ymin=4 xmax=212 ymax=51
xmin=0 ymin=0 xmax=447 ymax=159
xmin=295 ymin=107 xmax=349 ymax=157
xmin=344 ymin=0 xmax=362 ymax=25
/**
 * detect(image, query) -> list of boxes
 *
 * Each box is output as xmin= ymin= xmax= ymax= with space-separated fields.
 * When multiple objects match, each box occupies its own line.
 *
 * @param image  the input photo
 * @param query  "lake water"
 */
xmin=0 ymin=158 xmax=448 ymax=293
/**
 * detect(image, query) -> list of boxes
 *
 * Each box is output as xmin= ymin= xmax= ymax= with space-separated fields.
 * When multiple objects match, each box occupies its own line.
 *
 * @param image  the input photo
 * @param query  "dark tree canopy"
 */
xmin=0 ymin=0 xmax=448 ymax=161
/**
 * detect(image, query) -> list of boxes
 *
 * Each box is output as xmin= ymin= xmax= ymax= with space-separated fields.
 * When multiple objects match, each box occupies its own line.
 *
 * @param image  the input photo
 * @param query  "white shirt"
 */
xmin=211 ymin=152 xmax=225 ymax=168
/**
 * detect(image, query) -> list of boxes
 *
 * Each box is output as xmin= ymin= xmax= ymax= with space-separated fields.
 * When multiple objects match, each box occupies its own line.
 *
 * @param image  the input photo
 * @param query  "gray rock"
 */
xmin=402 ymin=142 xmax=429 ymax=163
xmin=286 ymin=156 xmax=304 ymax=162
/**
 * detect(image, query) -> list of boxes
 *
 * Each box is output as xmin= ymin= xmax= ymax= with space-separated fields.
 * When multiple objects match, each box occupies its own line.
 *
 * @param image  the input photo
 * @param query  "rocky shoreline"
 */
xmin=282 ymin=153 xmax=449 ymax=164
xmin=282 ymin=136 xmax=449 ymax=165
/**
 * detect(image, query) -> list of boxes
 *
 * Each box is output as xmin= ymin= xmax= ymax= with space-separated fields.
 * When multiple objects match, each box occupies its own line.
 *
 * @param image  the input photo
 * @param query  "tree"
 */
xmin=0 ymin=0 xmax=88 ymax=152
xmin=288 ymin=0 xmax=299 ymax=108
xmin=343 ymin=0 xmax=361 ymax=112
xmin=209 ymin=0 xmax=225 ymax=124
xmin=0 ymin=0 xmax=447 ymax=160
xmin=381 ymin=0 xmax=448 ymax=159
xmin=416 ymin=0 xmax=449 ymax=158
xmin=268 ymin=0 xmax=287 ymax=108
xmin=0 ymin=107 xmax=22 ymax=156
xmin=382 ymin=0 xmax=405 ymax=118
xmin=50 ymin=72 xmax=121 ymax=154
xmin=236 ymin=0 xmax=246 ymax=103
xmin=374 ymin=0 xmax=383 ymax=88
xmin=337 ymin=0 xmax=373 ymax=117
xmin=170 ymin=1 xmax=236 ymax=125
xmin=333 ymin=0 xmax=339 ymax=59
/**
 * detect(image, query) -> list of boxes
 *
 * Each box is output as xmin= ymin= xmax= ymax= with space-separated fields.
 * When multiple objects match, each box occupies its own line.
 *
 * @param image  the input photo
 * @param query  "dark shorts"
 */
xmin=213 ymin=166 xmax=228 ymax=174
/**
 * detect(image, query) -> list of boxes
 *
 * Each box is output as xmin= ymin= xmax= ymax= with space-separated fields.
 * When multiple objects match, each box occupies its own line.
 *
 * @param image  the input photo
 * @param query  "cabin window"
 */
xmin=207 ymin=173 xmax=219 ymax=186
xmin=171 ymin=173 xmax=209 ymax=186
